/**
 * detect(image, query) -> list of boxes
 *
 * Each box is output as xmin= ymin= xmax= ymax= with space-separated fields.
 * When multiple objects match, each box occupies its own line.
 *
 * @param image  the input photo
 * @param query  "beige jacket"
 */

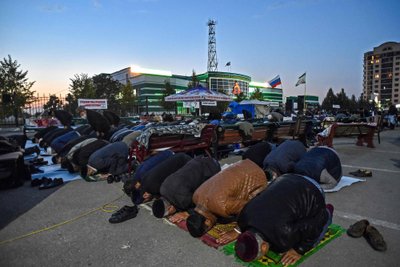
xmin=192 ymin=159 xmax=267 ymax=224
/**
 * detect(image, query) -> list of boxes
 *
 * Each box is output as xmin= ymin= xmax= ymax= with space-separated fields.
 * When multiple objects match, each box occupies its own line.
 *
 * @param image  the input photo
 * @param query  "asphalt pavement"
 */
xmin=0 ymin=128 xmax=399 ymax=267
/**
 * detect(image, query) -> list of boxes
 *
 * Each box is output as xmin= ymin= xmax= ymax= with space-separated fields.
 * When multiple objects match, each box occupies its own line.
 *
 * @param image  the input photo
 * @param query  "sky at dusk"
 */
xmin=1 ymin=0 xmax=399 ymax=101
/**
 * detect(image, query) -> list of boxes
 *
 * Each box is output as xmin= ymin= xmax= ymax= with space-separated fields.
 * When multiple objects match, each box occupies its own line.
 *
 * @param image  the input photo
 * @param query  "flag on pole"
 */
xmin=295 ymin=72 xmax=306 ymax=86
xmin=225 ymin=61 xmax=231 ymax=67
xmin=268 ymin=75 xmax=281 ymax=88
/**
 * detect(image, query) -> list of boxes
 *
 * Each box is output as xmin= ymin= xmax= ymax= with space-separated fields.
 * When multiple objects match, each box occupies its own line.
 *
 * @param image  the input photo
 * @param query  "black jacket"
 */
xmin=263 ymin=140 xmax=306 ymax=174
xmin=242 ymin=142 xmax=273 ymax=168
xmin=160 ymin=157 xmax=221 ymax=210
xmin=238 ymin=173 xmax=328 ymax=255
xmin=141 ymin=153 xmax=192 ymax=196
xmin=87 ymin=141 xmax=129 ymax=175
xmin=294 ymin=146 xmax=342 ymax=183
xmin=34 ymin=126 xmax=58 ymax=140
xmin=86 ymin=109 xmax=110 ymax=134
xmin=72 ymin=139 xmax=109 ymax=167
xmin=58 ymin=135 xmax=92 ymax=157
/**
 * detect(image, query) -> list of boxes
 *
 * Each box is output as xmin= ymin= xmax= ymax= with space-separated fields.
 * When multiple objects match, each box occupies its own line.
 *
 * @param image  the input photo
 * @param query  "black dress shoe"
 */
xmin=109 ymin=205 xmax=139 ymax=223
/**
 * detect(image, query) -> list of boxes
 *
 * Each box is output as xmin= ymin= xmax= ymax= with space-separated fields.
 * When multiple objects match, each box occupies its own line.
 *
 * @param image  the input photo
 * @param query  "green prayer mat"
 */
xmin=222 ymin=224 xmax=345 ymax=267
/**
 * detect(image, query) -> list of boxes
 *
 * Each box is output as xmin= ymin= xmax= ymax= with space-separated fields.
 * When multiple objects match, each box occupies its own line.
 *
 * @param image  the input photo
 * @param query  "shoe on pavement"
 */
xmin=109 ymin=205 xmax=138 ymax=223
xmin=347 ymin=219 xmax=369 ymax=238
xmin=364 ymin=225 xmax=387 ymax=251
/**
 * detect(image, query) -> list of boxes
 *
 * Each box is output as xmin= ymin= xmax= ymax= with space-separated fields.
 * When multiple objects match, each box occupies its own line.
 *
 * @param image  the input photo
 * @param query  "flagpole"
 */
xmin=303 ymin=78 xmax=307 ymax=114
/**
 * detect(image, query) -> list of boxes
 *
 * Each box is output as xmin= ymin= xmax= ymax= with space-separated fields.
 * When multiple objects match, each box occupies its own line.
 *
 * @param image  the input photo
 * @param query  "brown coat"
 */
xmin=192 ymin=159 xmax=267 ymax=224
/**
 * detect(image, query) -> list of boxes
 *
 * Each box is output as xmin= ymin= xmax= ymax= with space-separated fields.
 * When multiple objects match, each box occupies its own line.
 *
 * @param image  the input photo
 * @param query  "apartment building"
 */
xmin=363 ymin=41 xmax=400 ymax=106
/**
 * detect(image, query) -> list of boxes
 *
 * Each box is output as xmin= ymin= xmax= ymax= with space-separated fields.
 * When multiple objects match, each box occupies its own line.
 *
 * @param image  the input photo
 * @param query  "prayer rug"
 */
xmin=222 ymin=224 xmax=345 ymax=267
xmin=165 ymin=212 xmax=238 ymax=248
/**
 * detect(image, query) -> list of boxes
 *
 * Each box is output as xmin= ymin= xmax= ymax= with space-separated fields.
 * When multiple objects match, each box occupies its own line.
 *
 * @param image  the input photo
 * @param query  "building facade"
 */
xmin=111 ymin=67 xmax=284 ymax=114
xmin=363 ymin=42 xmax=400 ymax=107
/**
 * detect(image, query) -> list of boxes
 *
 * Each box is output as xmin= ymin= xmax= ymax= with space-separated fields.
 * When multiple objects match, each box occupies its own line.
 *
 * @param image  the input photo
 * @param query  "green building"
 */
xmin=111 ymin=66 xmax=284 ymax=114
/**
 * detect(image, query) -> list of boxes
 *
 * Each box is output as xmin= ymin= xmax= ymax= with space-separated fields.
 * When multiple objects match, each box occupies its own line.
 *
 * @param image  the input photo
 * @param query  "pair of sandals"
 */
xmin=347 ymin=219 xmax=387 ymax=251
xmin=109 ymin=205 xmax=139 ymax=224
xmin=349 ymin=169 xmax=372 ymax=177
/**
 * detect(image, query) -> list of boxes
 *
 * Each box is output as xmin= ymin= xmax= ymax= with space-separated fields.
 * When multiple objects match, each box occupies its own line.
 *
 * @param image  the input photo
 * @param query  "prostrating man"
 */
xmin=242 ymin=141 xmax=275 ymax=168
xmin=234 ymin=173 xmax=332 ymax=265
xmin=108 ymin=152 xmax=190 ymax=224
xmin=151 ymin=157 xmax=221 ymax=219
xmin=186 ymin=159 xmax=267 ymax=238
xmin=294 ymin=146 xmax=342 ymax=189
xmin=263 ymin=140 xmax=306 ymax=181
xmin=86 ymin=141 xmax=130 ymax=180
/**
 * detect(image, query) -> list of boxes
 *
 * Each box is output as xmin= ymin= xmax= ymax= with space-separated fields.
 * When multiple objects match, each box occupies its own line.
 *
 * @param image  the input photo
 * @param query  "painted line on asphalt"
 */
xmin=340 ymin=147 xmax=400 ymax=154
xmin=342 ymin=164 xmax=400 ymax=174
xmin=335 ymin=210 xmax=400 ymax=231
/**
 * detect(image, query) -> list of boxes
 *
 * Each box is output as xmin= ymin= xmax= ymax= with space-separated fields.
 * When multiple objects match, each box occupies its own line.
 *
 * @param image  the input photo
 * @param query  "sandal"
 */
xmin=109 ymin=205 xmax=138 ymax=223
xmin=349 ymin=169 xmax=372 ymax=177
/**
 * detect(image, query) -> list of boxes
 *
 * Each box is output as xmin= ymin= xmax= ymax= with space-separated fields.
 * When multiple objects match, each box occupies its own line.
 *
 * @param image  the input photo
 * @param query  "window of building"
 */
xmin=374 ymin=85 xmax=378 ymax=88
xmin=375 ymin=70 xmax=379 ymax=73
xmin=375 ymin=74 xmax=380 ymax=79
xmin=375 ymin=59 xmax=380 ymax=63
xmin=395 ymin=89 xmax=399 ymax=92
xmin=396 ymin=67 xmax=400 ymax=70
xmin=395 ymin=94 xmax=399 ymax=97
xmin=396 ymin=78 xmax=399 ymax=81
xmin=396 ymin=62 xmax=400 ymax=65
xmin=395 ymin=73 xmax=399 ymax=76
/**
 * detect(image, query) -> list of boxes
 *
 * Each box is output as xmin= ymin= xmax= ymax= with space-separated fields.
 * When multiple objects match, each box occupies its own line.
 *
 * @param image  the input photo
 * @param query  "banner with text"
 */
xmin=78 ymin=99 xmax=108 ymax=109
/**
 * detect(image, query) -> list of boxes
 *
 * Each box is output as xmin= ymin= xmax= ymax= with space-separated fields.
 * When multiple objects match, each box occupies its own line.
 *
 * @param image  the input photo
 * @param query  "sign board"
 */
xmin=182 ymin=101 xmax=199 ymax=108
xmin=332 ymin=104 xmax=341 ymax=109
xmin=201 ymin=101 xmax=217 ymax=106
xmin=78 ymin=99 xmax=108 ymax=109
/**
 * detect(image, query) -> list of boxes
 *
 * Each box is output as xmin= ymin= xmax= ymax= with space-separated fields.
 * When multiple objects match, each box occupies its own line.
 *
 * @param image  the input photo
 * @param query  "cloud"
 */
xmin=40 ymin=4 xmax=66 ymax=13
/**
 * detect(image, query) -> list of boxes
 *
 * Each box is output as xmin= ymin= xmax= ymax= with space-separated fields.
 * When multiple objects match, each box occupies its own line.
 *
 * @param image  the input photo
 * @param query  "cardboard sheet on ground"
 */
xmin=222 ymin=224 xmax=345 ymax=267
xmin=324 ymin=176 xmax=365 ymax=193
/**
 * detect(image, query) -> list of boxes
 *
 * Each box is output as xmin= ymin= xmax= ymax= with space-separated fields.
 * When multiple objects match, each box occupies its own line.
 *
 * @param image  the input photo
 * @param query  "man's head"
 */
xmin=152 ymin=198 xmax=176 ymax=218
xmin=61 ymin=158 xmax=79 ymax=173
xmin=76 ymin=106 xmax=87 ymax=119
xmin=235 ymin=230 xmax=269 ymax=262
xmin=186 ymin=212 xmax=208 ymax=237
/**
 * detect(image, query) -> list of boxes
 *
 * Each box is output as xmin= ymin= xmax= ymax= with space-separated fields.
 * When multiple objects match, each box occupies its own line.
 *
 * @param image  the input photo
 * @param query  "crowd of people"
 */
xmin=3 ymin=106 xmax=389 ymax=265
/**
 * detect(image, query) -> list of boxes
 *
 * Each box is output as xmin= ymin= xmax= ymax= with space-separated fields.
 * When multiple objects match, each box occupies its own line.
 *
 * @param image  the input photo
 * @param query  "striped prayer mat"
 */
xmin=222 ymin=224 xmax=345 ymax=267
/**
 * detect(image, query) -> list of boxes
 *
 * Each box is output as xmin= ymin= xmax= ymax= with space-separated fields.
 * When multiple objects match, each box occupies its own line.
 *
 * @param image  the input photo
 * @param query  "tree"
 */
xmin=336 ymin=88 xmax=350 ymax=111
xmin=0 ymin=55 xmax=35 ymax=125
xmin=249 ymin=88 xmax=263 ymax=101
xmin=69 ymin=73 xmax=96 ymax=99
xmin=119 ymin=80 xmax=136 ymax=116
xmin=64 ymin=93 xmax=77 ymax=115
xmin=43 ymin=94 xmax=63 ymax=111
xmin=161 ymin=81 xmax=176 ymax=112
xmin=92 ymin=73 xmax=122 ymax=111
xmin=321 ymin=88 xmax=337 ymax=112
xmin=234 ymin=92 xmax=247 ymax=102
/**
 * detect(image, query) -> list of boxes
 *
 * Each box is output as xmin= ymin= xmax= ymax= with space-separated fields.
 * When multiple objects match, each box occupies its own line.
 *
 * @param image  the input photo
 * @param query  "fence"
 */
xmin=0 ymin=94 xmax=67 ymax=127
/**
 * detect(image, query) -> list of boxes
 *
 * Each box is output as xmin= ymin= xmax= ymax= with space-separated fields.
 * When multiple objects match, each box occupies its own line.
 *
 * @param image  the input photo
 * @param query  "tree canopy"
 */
xmin=0 ymin=55 xmax=35 ymax=123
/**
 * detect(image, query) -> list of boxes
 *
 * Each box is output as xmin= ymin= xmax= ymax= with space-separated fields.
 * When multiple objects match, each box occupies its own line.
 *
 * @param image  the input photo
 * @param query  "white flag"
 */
xmin=295 ymin=72 xmax=306 ymax=87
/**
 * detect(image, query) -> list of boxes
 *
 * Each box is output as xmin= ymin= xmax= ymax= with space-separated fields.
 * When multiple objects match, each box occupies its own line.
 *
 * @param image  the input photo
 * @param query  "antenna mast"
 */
xmin=207 ymin=19 xmax=218 ymax=72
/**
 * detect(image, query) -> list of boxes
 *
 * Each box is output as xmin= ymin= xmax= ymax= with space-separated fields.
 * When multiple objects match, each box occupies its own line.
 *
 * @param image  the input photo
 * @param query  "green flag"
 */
xmin=295 ymin=72 xmax=306 ymax=86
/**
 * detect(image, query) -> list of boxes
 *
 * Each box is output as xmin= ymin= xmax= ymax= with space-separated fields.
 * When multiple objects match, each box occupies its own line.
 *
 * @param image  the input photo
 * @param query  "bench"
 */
xmin=317 ymin=122 xmax=378 ymax=148
xmin=266 ymin=120 xmax=308 ymax=145
xmin=130 ymin=124 xmax=216 ymax=163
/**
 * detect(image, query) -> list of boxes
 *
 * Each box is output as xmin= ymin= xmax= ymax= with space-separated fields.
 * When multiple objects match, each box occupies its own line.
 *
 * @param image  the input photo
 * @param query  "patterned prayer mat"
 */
xmin=222 ymin=224 xmax=345 ymax=267
xmin=166 ymin=213 xmax=238 ymax=248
